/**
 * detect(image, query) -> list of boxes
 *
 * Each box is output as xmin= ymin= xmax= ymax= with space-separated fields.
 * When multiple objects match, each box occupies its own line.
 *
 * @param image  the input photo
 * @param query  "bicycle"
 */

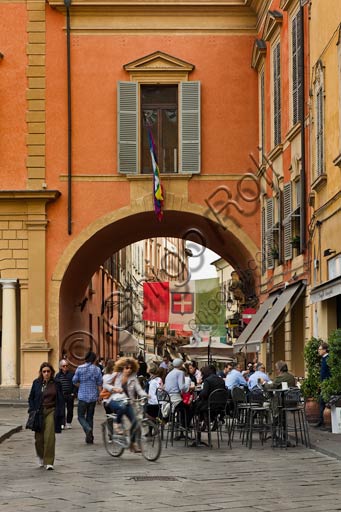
xmin=101 ymin=397 xmax=162 ymax=462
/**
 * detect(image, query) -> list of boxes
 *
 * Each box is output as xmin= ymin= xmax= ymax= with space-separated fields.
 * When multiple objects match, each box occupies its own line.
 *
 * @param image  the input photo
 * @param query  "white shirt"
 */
xmin=148 ymin=377 xmax=163 ymax=405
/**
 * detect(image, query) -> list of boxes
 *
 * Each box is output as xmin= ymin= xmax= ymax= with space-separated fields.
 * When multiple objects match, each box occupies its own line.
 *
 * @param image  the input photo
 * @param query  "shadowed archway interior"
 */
xmin=59 ymin=210 xmax=259 ymax=348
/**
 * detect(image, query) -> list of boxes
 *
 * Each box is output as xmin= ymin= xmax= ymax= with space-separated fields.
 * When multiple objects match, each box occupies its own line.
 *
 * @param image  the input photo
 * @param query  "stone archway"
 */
xmin=48 ymin=193 xmax=259 ymax=367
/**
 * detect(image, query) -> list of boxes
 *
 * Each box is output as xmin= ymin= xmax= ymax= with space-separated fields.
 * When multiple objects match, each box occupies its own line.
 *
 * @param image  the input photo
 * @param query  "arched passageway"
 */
xmin=49 ymin=200 xmax=260 ymax=367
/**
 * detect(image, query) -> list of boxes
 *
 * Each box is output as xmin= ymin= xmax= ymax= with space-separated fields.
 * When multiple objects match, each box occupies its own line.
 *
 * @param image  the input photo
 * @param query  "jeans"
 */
xmin=64 ymin=394 xmax=75 ymax=424
xmin=77 ymin=400 xmax=96 ymax=435
xmin=107 ymin=401 xmax=137 ymax=442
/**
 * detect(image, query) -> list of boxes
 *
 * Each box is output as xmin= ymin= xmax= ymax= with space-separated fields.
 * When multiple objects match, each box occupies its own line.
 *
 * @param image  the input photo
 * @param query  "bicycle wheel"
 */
xmin=102 ymin=421 xmax=125 ymax=457
xmin=139 ymin=419 xmax=162 ymax=462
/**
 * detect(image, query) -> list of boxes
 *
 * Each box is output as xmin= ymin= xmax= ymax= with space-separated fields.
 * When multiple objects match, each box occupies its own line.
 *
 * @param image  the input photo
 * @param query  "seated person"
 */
xmin=262 ymin=360 xmax=296 ymax=389
xmin=195 ymin=365 xmax=226 ymax=429
xmin=225 ymin=362 xmax=247 ymax=392
xmin=248 ymin=362 xmax=271 ymax=390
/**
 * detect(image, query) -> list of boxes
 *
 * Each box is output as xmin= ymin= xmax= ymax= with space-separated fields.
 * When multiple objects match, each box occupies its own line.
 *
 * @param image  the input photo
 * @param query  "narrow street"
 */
xmin=1 ymin=407 xmax=341 ymax=512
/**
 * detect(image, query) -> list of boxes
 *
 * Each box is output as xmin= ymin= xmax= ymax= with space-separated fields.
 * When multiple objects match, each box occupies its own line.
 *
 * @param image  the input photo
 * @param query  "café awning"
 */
xmin=234 ymin=282 xmax=305 ymax=353
xmin=118 ymin=330 xmax=139 ymax=353
xmin=233 ymin=293 xmax=280 ymax=353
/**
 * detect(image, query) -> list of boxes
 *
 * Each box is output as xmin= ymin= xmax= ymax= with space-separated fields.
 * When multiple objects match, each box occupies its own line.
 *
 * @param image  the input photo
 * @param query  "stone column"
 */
xmin=0 ymin=279 xmax=18 ymax=387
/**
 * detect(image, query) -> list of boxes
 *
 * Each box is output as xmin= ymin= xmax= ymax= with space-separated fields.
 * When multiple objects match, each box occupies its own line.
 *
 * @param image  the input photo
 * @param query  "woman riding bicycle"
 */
xmin=103 ymin=357 xmax=147 ymax=453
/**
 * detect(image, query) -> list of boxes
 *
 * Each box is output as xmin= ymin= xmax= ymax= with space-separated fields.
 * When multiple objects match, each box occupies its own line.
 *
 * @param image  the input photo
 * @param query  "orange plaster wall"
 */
xmin=45 ymin=8 xmax=260 ymax=284
xmin=0 ymin=4 xmax=27 ymax=189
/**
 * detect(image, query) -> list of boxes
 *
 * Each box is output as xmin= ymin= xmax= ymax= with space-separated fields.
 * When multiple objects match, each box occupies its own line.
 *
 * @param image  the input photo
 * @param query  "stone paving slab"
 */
xmin=1 ymin=406 xmax=341 ymax=511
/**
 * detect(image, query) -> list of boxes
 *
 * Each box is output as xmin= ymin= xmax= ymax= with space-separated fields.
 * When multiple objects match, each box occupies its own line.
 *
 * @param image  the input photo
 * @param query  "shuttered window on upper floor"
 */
xmin=260 ymin=70 xmax=265 ymax=158
xmin=273 ymin=42 xmax=281 ymax=147
xmin=283 ymin=182 xmax=293 ymax=261
xmin=117 ymin=81 xmax=200 ymax=174
xmin=261 ymin=206 xmax=266 ymax=275
xmin=292 ymin=9 xmax=302 ymax=126
xmin=316 ymin=87 xmax=324 ymax=177
xmin=266 ymin=197 xmax=274 ymax=270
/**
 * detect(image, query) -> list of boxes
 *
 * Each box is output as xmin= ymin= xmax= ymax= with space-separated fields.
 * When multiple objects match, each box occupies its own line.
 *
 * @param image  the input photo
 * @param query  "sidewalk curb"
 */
xmin=310 ymin=442 xmax=341 ymax=461
xmin=0 ymin=425 xmax=22 ymax=444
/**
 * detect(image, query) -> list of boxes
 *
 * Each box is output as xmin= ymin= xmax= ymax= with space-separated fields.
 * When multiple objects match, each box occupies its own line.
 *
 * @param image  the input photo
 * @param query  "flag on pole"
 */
xmin=147 ymin=127 xmax=164 ymax=221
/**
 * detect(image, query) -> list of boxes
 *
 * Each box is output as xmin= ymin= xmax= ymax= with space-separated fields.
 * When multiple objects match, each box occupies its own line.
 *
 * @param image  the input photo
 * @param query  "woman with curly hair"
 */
xmin=103 ymin=356 xmax=147 ymax=452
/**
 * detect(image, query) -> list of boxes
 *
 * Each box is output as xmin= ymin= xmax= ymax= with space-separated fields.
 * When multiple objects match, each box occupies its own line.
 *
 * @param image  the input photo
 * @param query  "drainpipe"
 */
xmin=299 ymin=3 xmax=306 ymax=252
xmin=64 ymin=0 xmax=72 ymax=235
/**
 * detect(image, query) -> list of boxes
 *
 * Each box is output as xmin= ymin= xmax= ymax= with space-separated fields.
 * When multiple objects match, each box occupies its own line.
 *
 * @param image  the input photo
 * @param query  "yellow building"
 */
xmin=309 ymin=2 xmax=341 ymax=337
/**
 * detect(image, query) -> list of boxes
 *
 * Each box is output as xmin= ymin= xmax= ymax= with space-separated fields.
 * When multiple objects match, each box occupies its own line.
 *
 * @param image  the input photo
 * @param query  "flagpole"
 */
xmin=208 ymin=336 xmax=211 ymax=365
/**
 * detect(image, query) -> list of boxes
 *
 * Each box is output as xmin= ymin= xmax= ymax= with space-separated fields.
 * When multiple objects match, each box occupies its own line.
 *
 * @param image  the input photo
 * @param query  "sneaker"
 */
xmin=66 ymin=423 xmax=72 ymax=429
xmin=61 ymin=425 xmax=65 ymax=430
xmin=37 ymin=457 xmax=44 ymax=467
xmin=46 ymin=465 xmax=54 ymax=470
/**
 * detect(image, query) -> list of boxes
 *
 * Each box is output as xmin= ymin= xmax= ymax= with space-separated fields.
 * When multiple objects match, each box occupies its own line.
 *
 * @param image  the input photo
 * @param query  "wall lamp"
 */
xmin=323 ymin=249 xmax=336 ymax=257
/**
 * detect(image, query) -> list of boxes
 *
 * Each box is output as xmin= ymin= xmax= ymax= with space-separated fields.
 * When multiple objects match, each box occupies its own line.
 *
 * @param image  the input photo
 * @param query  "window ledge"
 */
xmin=333 ymin=153 xmax=341 ymax=168
xmin=126 ymin=173 xmax=192 ymax=181
xmin=311 ymin=173 xmax=327 ymax=192
xmin=267 ymin=143 xmax=283 ymax=162
xmin=285 ymin=122 xmax=301 ymax=143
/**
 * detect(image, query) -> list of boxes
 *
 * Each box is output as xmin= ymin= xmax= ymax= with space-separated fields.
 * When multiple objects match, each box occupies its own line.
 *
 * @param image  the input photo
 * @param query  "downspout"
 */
xmin=299 ymin=3 xmax=306 ymax=252
xmin=64 ymin=0 xmax=72 ymax=235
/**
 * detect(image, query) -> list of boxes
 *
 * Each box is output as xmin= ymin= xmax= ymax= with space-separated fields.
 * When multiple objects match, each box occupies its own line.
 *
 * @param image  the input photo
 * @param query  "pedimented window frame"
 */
xmin=118 ymin=51 xmax=200 ymax=175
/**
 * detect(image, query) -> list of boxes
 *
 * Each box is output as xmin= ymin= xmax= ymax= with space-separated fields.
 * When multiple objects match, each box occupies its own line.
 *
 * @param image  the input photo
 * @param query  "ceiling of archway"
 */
xmin=60 ymin=210 xmax=259 ymax=304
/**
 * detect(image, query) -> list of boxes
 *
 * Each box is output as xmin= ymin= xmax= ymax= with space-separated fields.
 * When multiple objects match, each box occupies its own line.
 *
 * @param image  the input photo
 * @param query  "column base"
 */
xmin=0 ymin=385 xmax=25 ymax=401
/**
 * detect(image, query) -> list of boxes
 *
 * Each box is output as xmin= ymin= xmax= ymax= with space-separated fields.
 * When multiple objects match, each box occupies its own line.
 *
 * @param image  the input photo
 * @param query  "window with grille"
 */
xmin=273 ymin=42 xmax=281 ymax=146
xmin=292 ymin=10 xmax=302 ymax=126
xmin=261 ymin=206 xmax=266 ymax=274
xmin=316 ymin=87 xmax=324 ymax=177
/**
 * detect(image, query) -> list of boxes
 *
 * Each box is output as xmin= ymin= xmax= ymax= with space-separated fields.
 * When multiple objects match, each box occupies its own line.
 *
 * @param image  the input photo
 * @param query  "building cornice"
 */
xmin=46 ymin=0 xmax=269 ymax=34
xmin=0 ymin=190 xmax=61 ymax=203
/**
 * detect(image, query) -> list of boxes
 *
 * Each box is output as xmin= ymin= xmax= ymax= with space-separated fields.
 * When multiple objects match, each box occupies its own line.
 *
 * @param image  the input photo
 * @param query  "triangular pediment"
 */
xmin=124 ymin=51 xmax=195 ymax=73
xmin=262 ymin=10 xmax=283 ymax=41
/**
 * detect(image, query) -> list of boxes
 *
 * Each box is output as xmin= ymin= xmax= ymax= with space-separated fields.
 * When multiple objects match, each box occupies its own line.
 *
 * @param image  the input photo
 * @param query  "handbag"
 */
xmin=181 ymin=391 xmax=193 ymax=406
xmin=99 ymin=389 xmax=111 ymax=400
xmin=26 ymin=409 xmax=43 ymax=432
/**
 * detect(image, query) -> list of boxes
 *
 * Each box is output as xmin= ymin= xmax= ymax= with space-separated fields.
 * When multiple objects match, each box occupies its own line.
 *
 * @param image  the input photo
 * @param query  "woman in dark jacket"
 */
xmin=28 ymin=362 xmax=65 ymax=470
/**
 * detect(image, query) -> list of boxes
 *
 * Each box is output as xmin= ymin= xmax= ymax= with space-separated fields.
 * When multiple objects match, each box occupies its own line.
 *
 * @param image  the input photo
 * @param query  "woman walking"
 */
xmin=28 ymin=362 xmax=65 ymax=470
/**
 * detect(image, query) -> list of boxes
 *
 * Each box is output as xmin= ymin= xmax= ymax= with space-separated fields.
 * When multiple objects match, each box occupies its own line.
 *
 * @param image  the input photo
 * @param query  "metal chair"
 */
xmin=280 ymin=388 xmax=311 ymax=448
xmin=246 ymin=388 xmax=273 ymax=449
xmin=207 ymin=388 xmax=230 ymax=448
xmin=228 ymin=386 xmax=250 ymax=448
xmin=156 ymin=388 xmax=189 ymax=447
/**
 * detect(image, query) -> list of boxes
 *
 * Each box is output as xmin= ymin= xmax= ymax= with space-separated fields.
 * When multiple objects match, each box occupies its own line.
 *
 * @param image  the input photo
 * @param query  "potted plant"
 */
xmin=301 ymin=336 xmax=323 ymax=423
xmin=270 ymin=246 xmax=279 ymax=260
xmin=321 ymin=329 xmax=341 ymax=403
xmin=290 ymin=235 xmax=300 ymax=250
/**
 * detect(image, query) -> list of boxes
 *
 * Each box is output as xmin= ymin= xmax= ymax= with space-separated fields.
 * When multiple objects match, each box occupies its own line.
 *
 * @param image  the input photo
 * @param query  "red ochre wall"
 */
xmin=0 ymin=4 xmax=28 ymax=189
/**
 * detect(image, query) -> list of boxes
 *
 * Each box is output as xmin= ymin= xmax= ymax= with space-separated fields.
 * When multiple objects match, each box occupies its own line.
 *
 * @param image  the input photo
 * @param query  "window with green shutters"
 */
xmin=316 ymin=87 xmax=324 ymax=177
xmin=266 ymin=197 xmax=274 ymax=270
xmin=117 ymin=81 xmax=201 ymax=174
xmin=292 ymin=10 xmax=302 ymax=126
xmin=273 ymin=42 xmax=281 ymax=147
xmin=261 ymin=206 xmax=266 ymax=274
xmin=283 ymin=182 xmax=293 ymax=261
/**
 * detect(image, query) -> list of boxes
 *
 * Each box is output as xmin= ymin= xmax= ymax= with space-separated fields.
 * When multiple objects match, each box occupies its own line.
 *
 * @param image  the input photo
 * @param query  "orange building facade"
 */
xmin=1 ymin=0 xmax=303 ymax=395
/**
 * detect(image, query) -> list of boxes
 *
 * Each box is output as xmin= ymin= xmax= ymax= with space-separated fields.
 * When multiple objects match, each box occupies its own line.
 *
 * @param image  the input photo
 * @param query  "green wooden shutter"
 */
xmin=266 ymin=198 xmax=274 ymax=269
xmin=180 ymin=81 xmax=201 ymax=174
xmin=316 ymin=88 xmax=324 ymax=177
xmin=261 ymin=206 xmax=266 ymax=275
xmin=117 ymin=81 xmax=138 ymax=174
xmin=273 ymin=43 xmax=281 ymax=146
xmin=283 ymin=182 xmax=293 ymax=261
xmin=292 ymin=10 xmax=302 ymax=126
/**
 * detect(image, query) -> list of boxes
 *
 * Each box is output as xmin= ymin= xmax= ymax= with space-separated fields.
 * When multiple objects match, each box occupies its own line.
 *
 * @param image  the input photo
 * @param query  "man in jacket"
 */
xmin=315 ymin=342 xmax=331 ymax=429
xmin=55 ymin=360 xmax=77 ymax=429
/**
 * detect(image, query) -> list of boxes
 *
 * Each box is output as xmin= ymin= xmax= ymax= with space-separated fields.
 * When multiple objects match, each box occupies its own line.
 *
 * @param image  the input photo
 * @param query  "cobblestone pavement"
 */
xmin=1 ymin=407 xmax=341 ymax=512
